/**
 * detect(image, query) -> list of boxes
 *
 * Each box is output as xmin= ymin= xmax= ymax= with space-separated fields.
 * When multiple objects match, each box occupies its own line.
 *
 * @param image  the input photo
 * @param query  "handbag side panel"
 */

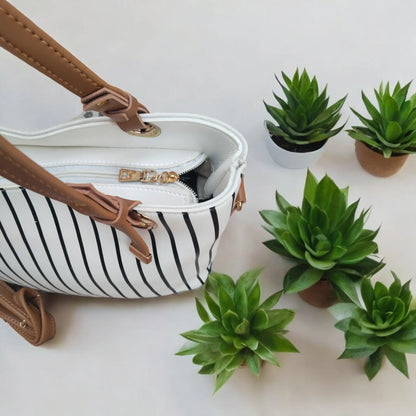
xmin=0 ymin=185 xmax=237 ymax=298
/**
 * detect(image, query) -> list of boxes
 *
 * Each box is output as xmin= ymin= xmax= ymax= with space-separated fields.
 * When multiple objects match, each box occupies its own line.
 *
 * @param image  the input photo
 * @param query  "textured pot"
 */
xmin=265 ymin=128 xmax=325 ymax=169
xmin=298 ymin=280 xmax=338 ymax=308
xmin=355 ymin=141 xmax=409 ymax=177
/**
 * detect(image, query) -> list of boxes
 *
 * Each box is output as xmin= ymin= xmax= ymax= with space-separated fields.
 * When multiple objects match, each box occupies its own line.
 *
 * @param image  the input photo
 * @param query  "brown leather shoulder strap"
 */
xmin=0 ymin=0 xmax=149 ymax=132
xmin=0 ymin=134 xmax=155 ymax=264
xmin=0 ymin=281 xmax=56 ymax=346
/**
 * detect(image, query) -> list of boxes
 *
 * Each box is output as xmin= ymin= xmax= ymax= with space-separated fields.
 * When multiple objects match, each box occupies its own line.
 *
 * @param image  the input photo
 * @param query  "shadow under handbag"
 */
xmin=0 ymin=0 xmax=247 ymax=345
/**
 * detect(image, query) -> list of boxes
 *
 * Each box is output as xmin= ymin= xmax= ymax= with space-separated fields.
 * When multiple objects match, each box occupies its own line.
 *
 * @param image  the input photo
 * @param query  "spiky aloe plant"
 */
xmin=176 ymin=269 xmax=298 ymax=392
xmin=264 ymin=68 xmax=346 ymax=148
xmin=348 ymin=81 xmax=416 ymax=157
xmin=260 ymin=171 xmax=383 ymax=303
xmin=330 ymin=273 xmax=416 ymax=380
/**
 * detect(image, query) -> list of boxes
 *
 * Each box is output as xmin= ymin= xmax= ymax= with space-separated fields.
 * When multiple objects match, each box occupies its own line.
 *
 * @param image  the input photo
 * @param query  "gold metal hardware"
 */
xmin=235 ymin=201 xmax=243 ymax=211
xmin=96 ymin=99 xmax=109 ymax=107
xmin=119 ymin=169 xmax=179 ymax=184
xmin=127 ymin=123 xmax=161 ymax=138
xmin=19 ymin=320 xmax=27 ymax=328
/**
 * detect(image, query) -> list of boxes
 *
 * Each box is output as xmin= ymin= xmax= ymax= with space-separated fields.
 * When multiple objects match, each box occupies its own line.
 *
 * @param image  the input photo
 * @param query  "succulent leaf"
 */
xmin=265 ymin=69 xmax=346 ymax=146
xmin=349 ymin=81 xmax=416 ymax=157
xmin=261 ymin=171 xmax=381 ymax=300
xmin=330 ymin=273 xmax=416 ymax=379
xmin=177 ymin=270 xmax=297 ymax=392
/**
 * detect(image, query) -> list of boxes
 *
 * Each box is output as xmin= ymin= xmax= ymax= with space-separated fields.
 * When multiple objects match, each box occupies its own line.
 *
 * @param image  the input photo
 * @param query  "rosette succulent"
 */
xmin=330 ymin=273 xmax=416 ymax=379
xmin=176 ymin=269 xmax=298 ymax=392
xmin=265 ymin=68 xmax=346 ymax=148
xmin=260 ymin=171 xmax=382 ymax=303
xmin=348 ymin=81 xmax=416 ymax=157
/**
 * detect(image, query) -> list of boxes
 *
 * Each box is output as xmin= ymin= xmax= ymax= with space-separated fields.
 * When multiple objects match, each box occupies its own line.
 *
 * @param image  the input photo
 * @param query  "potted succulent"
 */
xmin=264 ymin=68 xmax=347 ymax=169
xmin=330 ymin=273 xmax=416 ymax=379
xmin=348 ymin=81 xmax=416 ymax=177
xmin=176 ymin=269 xmax=298 ymax=392
xmin=260 ymin=171 xmax=383 ymax=308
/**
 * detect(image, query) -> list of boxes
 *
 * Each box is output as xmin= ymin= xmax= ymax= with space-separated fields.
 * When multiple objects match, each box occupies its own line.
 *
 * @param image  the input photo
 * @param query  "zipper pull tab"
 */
xmin=119 ymin=169 xmax=179 ymax=184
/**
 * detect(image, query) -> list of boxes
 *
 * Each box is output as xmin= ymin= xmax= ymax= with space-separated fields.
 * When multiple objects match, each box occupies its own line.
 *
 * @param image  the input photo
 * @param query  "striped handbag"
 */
xmin=0 ymin=0 xmax=247 ymax=345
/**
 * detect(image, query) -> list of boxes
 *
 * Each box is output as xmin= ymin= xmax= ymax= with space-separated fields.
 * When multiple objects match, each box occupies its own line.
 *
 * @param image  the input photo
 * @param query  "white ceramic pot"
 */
xmin=265 ymin=126 xmax=325 ymax=169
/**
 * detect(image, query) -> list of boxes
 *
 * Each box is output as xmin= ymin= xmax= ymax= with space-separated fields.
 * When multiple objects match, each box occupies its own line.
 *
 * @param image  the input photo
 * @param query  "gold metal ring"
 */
xmin=19 ymin=320 xmax=27 ymax=328
xmin=128 ymin=123 xmax=161 ymax=138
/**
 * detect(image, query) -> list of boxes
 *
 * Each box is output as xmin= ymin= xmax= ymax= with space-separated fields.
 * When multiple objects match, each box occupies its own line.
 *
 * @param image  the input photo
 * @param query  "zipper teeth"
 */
xmin=44 ymin=171 xmax=199 ymax=200
xmin=0 ymin=154 xmax=206 ymax=201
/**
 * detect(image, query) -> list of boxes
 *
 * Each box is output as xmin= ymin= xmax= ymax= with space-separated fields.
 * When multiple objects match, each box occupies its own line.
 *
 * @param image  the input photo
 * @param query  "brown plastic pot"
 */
xmin=298 ymin=279 xmax=338 ymax=308
xmin=355 ymin=141 xmax=409 ymax=177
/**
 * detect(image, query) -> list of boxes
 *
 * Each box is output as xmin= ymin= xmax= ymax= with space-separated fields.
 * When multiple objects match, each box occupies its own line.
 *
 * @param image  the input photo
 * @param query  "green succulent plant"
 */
xmin=348 ymin=81 xmax=416 ymax=157
xmin=260 ymin=171 xmax=383 ymax=303
xmin=176 ymin=269 xmax=298 ymax=392
xmin=330 ymin=272 xmax=416 ymax=380
xmin=264 ymin=68 xmax=347 ymax=148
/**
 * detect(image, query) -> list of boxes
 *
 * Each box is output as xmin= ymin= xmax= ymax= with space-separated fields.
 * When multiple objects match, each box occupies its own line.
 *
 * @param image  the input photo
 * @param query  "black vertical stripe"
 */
xmin=1 ymin=189 xmax=63 ymax=292
xmin=0 ymin=249 xmax=35 ymax=287
xmin=0 ymin=251 xmax=24 ymax=285
xmin=207 ymin=207 xmax=220 ymax=271
xmin=135 ymin=258 xmax=161 ymax=297
xmin=182 ymin=212 xmax=204 ymax=285
xmin=157 ymin=212 xmax=191 ymax=290
xmin=0 ymin=219 xmax=49 ymax=291
xmin=148 ymin=229 xmax=176 ymax=294
xmin=0 ymin=268 xmax=19 ymax=285
xmin=231 ymin=192 xmax=236 ymax=214
xmin=111 ymin=227 xmax=143 ymax=298
xmin=68 ymin=206 xmax=110 ymax=297
xmin=21 ymin=189 xmax=80 ymax=295
xmin=45 ymin=198 xmax=93 ymax=295
xmin=89 ymin=218 xmax=127 ymax=298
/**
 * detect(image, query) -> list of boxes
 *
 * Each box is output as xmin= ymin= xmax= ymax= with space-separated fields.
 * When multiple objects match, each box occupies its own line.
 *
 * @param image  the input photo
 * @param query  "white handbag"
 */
xmin=0 ymin=0 xmax=247 ymax=344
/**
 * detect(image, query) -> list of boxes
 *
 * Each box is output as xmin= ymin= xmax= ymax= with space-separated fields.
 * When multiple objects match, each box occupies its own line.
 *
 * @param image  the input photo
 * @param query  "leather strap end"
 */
xmin=0 ymin=281 xmax=56 ymax=346
xmin=81 ymin=87 xmax=149 ymax=132
xmin=232 ymin=175 xmax=246 ymax=214
xmin=129 ymin=243 xmax=152 ymax=264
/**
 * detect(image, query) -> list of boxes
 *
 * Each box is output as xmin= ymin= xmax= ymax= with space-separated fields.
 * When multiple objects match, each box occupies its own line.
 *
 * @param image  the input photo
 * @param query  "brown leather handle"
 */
xmin=0 ymin=134 xmax=155 ymax=263
xmin=0 ymin=0 xmax=149 ymax=132
xmin=0 ymin=281 xmax=56 ymax=346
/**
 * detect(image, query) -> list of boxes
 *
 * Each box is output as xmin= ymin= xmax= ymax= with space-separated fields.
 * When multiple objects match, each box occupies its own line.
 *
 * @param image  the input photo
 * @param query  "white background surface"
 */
xmin=1 ymin=0 xmax=416 ymax=415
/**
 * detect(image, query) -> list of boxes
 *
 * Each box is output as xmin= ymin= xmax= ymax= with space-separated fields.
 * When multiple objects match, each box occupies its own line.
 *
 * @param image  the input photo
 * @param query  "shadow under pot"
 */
xmin=298 ymin=279 xmax=338 ymax=308
xmin=265 ymin=128 xmax=326 ymax=169
xmin=355 ymin=141 xmax=409 ymax=177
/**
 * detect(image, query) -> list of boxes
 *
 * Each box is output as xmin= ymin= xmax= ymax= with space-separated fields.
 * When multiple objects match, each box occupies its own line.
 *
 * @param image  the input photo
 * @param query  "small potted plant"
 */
xmin=348 ymin=81 xmax=416 ymax=177
xmin=260 ymin=170 xmax=383 ymax=308
xmin=264 ymin=68 xmax=347 ymax=169
xmin=330 ymin=273 xmax=416 ymax=379
xmin=176 ymin=269 xmax=298 ymax=392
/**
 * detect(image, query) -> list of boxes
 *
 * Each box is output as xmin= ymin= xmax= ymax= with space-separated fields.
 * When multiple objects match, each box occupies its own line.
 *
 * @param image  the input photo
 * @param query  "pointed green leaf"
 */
xmin=214 ymin=368 xmax=235 ymax=392
xmin=252 ymin=309 xmax=269 ymax=331
xmin=284 ymin=264 xmax=324 ymax=293
xmin=384 ymin=346 xmax=409 ymax=378
xmin=235 ymin=318 xmax=250 ymax=335
xmin=255 ymin=342 xmax=280 ymax=366
xmin=196 ymin=298 xmax=211 ymax=323
xmin=266 ymin=308 xmax=296 ymax=330
xmin=364 ymin=348 xmax=383 ymax=380
xmin=205 ymin=292 xmax=220 ymax=320
xmin=259 ymin=290 xmax=283 ymax=311
xmin=245 ymin=353 xmax=261 ymax=376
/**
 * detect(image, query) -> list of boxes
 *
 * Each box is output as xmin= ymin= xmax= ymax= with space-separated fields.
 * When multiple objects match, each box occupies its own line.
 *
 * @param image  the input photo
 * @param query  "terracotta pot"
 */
xmin=298 ymin=280 xmax=338 ymax=308
xmin=355 ymin=141 xmax=409 ymax=177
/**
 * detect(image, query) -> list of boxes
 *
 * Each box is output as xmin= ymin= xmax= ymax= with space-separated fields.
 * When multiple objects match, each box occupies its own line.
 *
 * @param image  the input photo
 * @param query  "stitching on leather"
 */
xmin=0 ymin=7 xmax=100 ymax=95
xmin=0 ymin=294 xmax=30 ymax=320
xmin=0 ymin=35 xmax=83 ymax=96
xmin=0 ymin=148 xmax=86 ymax=210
